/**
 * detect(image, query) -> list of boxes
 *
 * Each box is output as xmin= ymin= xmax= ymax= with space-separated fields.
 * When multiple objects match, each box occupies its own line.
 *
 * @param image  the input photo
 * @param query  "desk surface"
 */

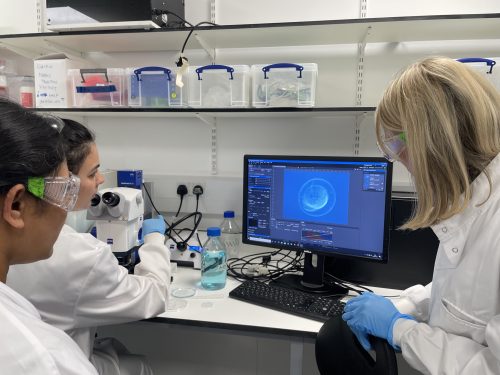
xmin=151 ymin=266 xmax=402 ymax=339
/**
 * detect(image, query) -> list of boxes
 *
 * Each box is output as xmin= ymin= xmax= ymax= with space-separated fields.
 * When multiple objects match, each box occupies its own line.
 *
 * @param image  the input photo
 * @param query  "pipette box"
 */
xmin=68 ymin=68 xmax=126 ymax=107
xmin=127 ymin=66 xmax=186 ymax=107
xmin=251 ymin=63 xmax=318 ymax=107
xmin=187 ymin=64 xmax=250 ymax=108
xmin=117 ymin=170 xmax=143 ymax=190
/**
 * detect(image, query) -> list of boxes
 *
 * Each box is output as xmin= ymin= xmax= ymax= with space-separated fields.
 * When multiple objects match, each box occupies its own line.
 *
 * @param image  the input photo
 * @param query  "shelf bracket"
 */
xmin=194 ymin=34 xmax=215 ymax=61
xmin=42 ymin=39 xmax=89 ymax=62
xmin=194 ymin=113 xmax=217 ymax=175
xmin=353 ymin=112 xmax=368 ymax=156
xmin=0 ymin=42 xmax=41 ymax=60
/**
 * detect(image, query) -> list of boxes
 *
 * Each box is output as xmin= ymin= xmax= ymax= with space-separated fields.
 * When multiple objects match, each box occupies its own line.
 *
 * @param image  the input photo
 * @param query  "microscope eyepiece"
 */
xmin=102 ymin=192 xmax=120 ymax=207
xmin=90 ymin=194 xmax=101 ymax=207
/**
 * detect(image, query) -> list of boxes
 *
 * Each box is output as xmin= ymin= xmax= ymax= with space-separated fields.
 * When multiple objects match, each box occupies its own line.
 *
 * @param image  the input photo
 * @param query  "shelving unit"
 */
xmin=2 ymin=12 xmax=499 ymax=179
xmin=34 ymin=107 xmax=376 ymax=118
xmin=1 ymin=13 xmax=500 ymax=55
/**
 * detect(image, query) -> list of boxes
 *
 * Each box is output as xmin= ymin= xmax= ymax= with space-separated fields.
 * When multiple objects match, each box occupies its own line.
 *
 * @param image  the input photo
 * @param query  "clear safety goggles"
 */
xmin=377 ymin=131 xmax=407 ymax=162
xmin=26 ymin=173 xmax=80 ymax=212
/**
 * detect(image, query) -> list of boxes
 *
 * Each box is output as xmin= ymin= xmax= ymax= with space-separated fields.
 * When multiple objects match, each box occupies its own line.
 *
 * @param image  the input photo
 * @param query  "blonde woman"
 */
xmin=343 ymin=57 xmax=500 ymax=374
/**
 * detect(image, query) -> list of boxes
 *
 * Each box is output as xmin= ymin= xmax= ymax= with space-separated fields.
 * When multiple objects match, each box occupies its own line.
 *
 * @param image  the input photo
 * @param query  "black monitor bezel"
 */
xmin=242 ymin=154 xmax=393 ymax=264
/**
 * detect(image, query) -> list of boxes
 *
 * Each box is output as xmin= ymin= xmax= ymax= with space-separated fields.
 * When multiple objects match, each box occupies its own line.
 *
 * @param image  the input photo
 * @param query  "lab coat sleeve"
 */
xmin=72 ymin=232 xmax=170 ymax=328
xmin=393 ymin=282 xmax=432 ymax=321
xmin=392 ymin=315 xmax=500 ymax=374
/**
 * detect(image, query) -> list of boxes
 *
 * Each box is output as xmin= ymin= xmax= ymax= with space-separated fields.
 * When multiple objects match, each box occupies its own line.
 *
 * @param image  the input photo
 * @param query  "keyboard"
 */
xmin=229 ymin=280 xmax=346 ymax=322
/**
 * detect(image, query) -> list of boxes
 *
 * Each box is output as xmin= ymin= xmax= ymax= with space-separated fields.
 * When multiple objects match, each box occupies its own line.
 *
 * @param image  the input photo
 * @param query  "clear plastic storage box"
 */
xmin=127 ymin=66 xmax=186 ymax=107
xmin=457 ymin=57 xmax=500 ymax=92
xmin=69 ymin=68 xmax=126 ymax=107
xmin=187 ymin=64 xmax=250 ymax=107
xmin=251 ymin=63 xmax=318 ymax=107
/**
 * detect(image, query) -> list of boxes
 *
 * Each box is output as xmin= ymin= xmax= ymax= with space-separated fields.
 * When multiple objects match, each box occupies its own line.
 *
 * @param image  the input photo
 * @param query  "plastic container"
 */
xmin=187 ymin=64 xmax=250 ymax=107
xmin=69 ymin=68 xmax=126 ymax=107
xmin=251 ymin=63 xmax=318 ymax=107
xmin=7 ymin=76 xmax=35 ymax=107
xmin=201 ymin=227 xmax=227 ymax=290
xmin=220 ymin=211 xmax=241 ymax=259
xmin=457 ymin=57 xmax=500 ymax=92
xmin=127 ymin=66 xmax=186 ymax=107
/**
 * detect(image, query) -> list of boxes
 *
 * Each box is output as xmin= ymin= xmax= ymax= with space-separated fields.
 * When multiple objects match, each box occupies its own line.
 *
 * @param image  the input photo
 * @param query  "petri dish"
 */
xmin=166 ymin=299 xmax=188 ymax=311
xmin=171 ymin=287 xmax=196 ymax=298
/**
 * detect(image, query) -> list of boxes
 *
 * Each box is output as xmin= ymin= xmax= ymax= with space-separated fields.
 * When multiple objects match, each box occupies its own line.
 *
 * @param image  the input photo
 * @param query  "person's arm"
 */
xmin=73 ymin=218 xmax=170 ymax=328
xmin=393 ymin=282 xmax=432 ymax=321
xmin=393 ymin=315 xmax=500 ymax=374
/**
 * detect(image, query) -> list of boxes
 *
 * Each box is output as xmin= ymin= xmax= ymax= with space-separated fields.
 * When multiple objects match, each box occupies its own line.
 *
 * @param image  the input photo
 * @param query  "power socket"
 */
xmin=188 ymin=182 xmax=205 ymax=196
xmin=175 ymin=182 xmax=205 ymax=197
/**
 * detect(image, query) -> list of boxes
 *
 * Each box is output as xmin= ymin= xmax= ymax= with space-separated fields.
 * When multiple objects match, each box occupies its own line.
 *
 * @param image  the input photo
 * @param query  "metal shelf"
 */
xmin=34 ymin=107 xmax=376 ymax=118
xmin=1 ymin=14 xmax=499 ymax=55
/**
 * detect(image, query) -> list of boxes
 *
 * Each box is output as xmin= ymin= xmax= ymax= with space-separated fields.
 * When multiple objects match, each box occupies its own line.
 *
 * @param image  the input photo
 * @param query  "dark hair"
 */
xmin=0 ymin=98 xmax=65 ymax=196
xmin=60 ymin=119 xmax=95 ymax=174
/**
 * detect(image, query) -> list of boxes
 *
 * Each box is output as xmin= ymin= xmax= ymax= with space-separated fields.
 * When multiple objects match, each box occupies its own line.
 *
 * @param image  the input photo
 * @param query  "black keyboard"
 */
xmin=229 ymin=280 xmax=345 ymax=322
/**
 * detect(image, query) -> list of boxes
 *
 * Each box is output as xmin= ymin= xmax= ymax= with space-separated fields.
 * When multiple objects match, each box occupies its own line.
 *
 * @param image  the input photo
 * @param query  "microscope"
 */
xmin=87 ymin=187 xmax=144 ymax=270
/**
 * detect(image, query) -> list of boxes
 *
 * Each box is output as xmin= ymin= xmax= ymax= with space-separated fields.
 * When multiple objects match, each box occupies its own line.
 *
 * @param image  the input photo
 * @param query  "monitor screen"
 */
xmin=243 ymin=155 xmax=392 ymax=291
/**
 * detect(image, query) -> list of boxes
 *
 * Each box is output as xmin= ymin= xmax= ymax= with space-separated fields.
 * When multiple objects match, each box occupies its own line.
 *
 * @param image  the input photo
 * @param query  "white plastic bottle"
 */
xmin=220 ymin=210 xmax=241 ymax=259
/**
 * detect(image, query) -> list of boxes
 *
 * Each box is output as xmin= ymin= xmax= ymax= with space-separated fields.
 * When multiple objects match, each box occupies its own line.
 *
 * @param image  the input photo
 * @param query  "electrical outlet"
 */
xmin=189 ymin=182 xmax=205 ymax=196
xmin=176 ymin=183 xmax=189 ymax=196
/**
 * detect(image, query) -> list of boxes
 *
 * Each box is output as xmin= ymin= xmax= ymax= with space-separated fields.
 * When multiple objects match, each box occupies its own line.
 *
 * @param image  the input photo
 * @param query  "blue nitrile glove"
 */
xmin=342 ymin=292 xmax=415 ymax=349
xmin=350 ymin=324 xmax=372 ymax=351
xmin=142 ymin=215 xmax=167 ymax=237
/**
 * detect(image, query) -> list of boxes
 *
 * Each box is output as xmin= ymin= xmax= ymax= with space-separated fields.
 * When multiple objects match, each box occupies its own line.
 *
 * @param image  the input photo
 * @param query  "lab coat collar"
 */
xmin=431 ymin=152 xmax=500 ymax=241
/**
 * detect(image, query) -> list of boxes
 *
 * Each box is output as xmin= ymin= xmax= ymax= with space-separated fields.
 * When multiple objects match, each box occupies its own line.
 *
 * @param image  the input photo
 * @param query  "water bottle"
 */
xmin=201 ymin=227 xmax=227 ymax=290
xmin=220 ymin=210 xmax=241 ymax=259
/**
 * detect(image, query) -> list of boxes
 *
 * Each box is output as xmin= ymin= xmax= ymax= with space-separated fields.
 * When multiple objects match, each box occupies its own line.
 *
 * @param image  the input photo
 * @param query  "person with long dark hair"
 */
xmin=8 ymin=118 xmax=170 ymax=375
xmin=0 ymin=98 xmax=97 ymax=374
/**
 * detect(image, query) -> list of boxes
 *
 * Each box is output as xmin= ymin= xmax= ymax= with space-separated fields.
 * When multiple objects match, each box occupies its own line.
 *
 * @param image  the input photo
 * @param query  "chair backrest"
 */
xmin=315 ymin=316 xmax=398 ymax=375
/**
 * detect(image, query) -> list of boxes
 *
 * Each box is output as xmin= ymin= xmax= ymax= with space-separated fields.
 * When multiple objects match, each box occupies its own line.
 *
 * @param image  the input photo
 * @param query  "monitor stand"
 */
xmin=270 ymin=252 xmax=348 ymax=296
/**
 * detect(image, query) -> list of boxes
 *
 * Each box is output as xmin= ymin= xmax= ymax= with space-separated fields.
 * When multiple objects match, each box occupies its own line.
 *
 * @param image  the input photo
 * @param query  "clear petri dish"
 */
xmin=171 ymin=287 xmax=196 ymax=298
xmin=166 ymin=299 xmax=188 ymax=311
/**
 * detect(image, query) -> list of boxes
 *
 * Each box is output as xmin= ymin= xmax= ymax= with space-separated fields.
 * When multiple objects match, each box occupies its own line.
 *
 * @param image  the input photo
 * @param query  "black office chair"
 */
xmin=315 ymin=316 xmax=398 ymax=375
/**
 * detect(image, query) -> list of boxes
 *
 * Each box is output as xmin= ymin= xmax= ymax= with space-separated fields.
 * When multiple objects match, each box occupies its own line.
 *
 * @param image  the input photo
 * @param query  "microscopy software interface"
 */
xmin=245 ymin=157 xmax=390 ymax=259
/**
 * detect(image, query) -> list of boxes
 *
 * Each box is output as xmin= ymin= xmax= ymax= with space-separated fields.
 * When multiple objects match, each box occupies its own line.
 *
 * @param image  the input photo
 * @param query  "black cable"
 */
xmin=153 ymin=9 xmax=194 ymax=28
xmin=175 ymin=195 xmax=184 ymax=217
xmin=180 ymin=21 xmax=217 ymax=53
xmin=142 ymin=182 xmax=171 ymax=229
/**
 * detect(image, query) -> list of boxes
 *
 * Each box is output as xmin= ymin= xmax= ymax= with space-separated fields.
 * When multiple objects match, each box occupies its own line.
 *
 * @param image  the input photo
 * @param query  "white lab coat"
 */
xmin=7 ymin=225 xmax=170 ymax=375
xmin=0 ymin=281 xmax=97 ymax=375
xmin=392 ymin=153 xmax=500 ymax=374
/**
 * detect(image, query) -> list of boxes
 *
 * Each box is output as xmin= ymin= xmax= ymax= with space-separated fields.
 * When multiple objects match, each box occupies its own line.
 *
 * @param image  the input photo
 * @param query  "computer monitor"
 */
xmin=243 ymin=155 xmax=393 ymax=294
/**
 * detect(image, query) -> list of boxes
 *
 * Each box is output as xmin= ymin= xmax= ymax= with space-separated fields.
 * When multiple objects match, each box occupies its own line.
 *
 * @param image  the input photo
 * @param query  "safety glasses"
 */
xmin=377 ymin=131 xmax=407 ymax=162
xmin=27 ymin=173 xmax=80 ymax=212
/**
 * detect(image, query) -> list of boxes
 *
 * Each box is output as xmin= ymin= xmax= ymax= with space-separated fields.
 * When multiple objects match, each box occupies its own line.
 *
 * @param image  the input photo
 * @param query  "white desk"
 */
xmin=146 ymin=266 xmax=402 ymax=375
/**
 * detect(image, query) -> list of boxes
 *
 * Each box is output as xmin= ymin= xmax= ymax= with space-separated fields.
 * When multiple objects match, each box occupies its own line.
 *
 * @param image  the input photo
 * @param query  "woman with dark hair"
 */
xmin=8 ymin=118 xmax=170 ymax=375
xmin=0 ymin=98 xmax=97 ymax=374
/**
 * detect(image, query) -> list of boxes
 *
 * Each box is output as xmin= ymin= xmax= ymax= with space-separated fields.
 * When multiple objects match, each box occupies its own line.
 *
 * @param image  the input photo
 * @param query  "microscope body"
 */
xmin=87 ymin=187 xmax=144 ymax=268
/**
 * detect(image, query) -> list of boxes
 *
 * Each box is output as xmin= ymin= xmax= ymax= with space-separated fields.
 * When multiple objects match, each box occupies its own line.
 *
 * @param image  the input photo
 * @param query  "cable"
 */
xmin=152 ymin=9 xmax=194 ymax=28
xmin=227 ymin=248 xmax=304 ymax=283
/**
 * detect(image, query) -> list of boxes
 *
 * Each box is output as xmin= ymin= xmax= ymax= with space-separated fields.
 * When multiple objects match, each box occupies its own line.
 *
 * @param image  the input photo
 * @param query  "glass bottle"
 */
xmin=220 ymin=210 xmax=241 ymax=259
xmin=201 ymin=227 xmax=227 ymax=290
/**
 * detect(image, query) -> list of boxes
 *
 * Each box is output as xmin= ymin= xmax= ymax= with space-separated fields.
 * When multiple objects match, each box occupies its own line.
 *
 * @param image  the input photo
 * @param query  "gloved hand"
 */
xmin=350 ymin=324 xmax=372 ymax=351
xmin=342 ymin=292 xmax=414 ymax=349
xmin=142 ymin=215 xmax=167 ymax=237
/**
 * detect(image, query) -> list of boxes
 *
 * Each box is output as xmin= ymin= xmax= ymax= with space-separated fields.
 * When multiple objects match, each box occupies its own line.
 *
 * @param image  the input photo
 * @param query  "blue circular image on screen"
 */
xmin=298 ymin=178 xmax=336 ymax=217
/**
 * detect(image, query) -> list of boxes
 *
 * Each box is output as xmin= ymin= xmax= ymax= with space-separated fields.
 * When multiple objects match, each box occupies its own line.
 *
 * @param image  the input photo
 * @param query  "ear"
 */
xmin=2 ymin=184 xmax=27 ymax=229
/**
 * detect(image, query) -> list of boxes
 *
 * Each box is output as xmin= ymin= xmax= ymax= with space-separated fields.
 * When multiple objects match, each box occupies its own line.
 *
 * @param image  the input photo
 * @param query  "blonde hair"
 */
xmin=376 ymin=56 xmax=500 ymax=230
